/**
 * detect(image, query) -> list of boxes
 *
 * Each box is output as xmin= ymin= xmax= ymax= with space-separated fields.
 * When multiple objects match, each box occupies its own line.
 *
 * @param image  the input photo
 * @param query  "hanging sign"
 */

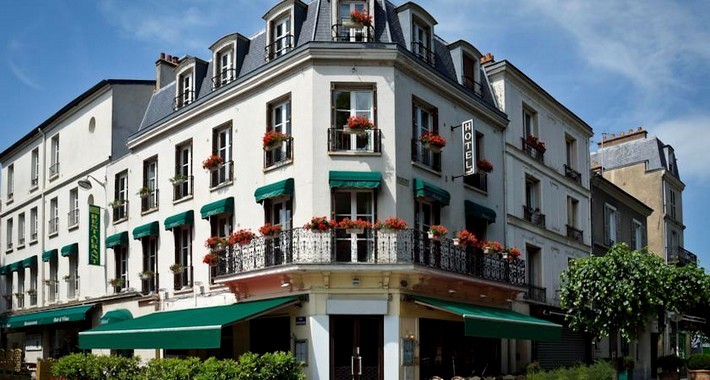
xmin=462 ymin=119 xmax=475 ymax=176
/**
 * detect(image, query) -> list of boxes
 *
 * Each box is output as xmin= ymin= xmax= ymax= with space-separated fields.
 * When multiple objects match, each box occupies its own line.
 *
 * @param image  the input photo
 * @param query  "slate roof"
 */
xmin=135 ymin=0 xmax=499 ymax=135
xmin=591 ymin=135 xmax=681 ymax=180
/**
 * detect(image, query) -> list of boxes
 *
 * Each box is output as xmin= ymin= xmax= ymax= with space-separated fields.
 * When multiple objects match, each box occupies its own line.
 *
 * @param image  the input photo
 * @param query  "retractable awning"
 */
xmin=61 ymin=243 xmax=79 ymax=257
xmin=413 ymin=178 xmax=450 ymax=206
xmin=79 ymin=296 xmax=299 ymax=349
xmin=254 ymin=178 xmax=294 ymax=203
xmin=22 ymin=256 xmax=37 ymax=268
xmin=42 ymin=249 xmax=58 ymax=262
xmin=200 ymin=197 xmax=234 ymax=219
xmin=412 ymin=296 xmax=561 ymax=342
xmin=132 ymin=222 xmax=159 ymax=240
xmin=164 ymin=210 xmax=194 ymax=230
xmin=0 ymin=265 xmax=8 ymax=275
xmin=99 ymin=309 xmax=133 ymax=326
xmin=465 ymin=200 xmax=496 ymax=224
xmin=3 ymin=305 xmax=93 ymax=329
xmin=329 ymin=171 xmax=382 ymax=189
xmin=105 ymin=232 xmax=129 ymax=248
xmin=9 ymin=262 xmax=21 ymax=272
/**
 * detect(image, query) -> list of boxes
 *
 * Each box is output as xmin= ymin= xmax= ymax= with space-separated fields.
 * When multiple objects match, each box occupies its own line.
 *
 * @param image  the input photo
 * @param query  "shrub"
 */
xmin=257 ymin=351 xmax=305 ymax=380
xmin=657 ymin=354 xmax=685 ymax=372
xmin=525 ymin=361 xmax=613 ymax=380
xmin=142 ymin=357 xmax=201 ymax=380
xmin=95 ymin=355 xmax=143 ymax=380
xmin=688 ymin=353 xmax=710 ymax=370
xmin=194 ymin=357 xmax=242 ymax=380
xmin=51 ymin=353 xmax=99 ymax=380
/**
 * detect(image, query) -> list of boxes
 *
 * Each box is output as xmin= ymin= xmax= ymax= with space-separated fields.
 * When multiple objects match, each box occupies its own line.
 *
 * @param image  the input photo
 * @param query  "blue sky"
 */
xmin=1 ymin=0 xmax=709 ymax=265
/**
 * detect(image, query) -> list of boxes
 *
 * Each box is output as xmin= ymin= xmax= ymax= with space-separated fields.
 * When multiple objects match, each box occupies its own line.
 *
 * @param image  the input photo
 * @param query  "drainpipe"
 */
xmin=37 ymin=128 xmax=47 ymax=306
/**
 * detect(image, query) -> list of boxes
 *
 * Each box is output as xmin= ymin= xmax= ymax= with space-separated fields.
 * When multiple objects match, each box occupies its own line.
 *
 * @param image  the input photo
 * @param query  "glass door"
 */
xmin=331 ymin=315 xmax=383 ymax=380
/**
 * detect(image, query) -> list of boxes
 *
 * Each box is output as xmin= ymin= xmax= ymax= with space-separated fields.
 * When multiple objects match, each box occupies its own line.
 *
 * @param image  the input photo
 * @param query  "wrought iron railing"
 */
xmin=264 ymin=138 xmax=294 ymax=168
xmin=523 ymin=206 xmax=546 ymax=228
xmin=464 ymin=172 xmax=487 ymax=192
xmin=670 ymin=246 xmax=698 ymax=266
xmin=141 ymin=189 xmax=159 ymax=212
xmin=328 ymin=128 xmax=381 ymax=153
xmin=411 ymin=42 xmax=436 ymax=66
xmin=112 ymin=201 xmax=128 ymax=222
xmin=211 ymin=68 xmax=237 ymax=89
xmin=173 ymin=90 xmax=196 ymax=110
xmin=173 ymin=266 xmax=193 ymax=291
xmin=49 ymin=162 xmax=60 ymax=177
xmin=566 ymin=224 xmax=583 ymax=243
xmin=48 ymin=217 xmax=59 ymax=235
xmin=265 ymin=35 xmax=294 ymax=61
xmin=564 ymin=164 xmax=582 ymax=184
xmin=524 ymin=285 xmax=547 ymax=303
xmin=31 ymin=177 xmax=39 ymax=187
xmin=47 ymin=281 xmax=58 ymax=303
xmin=332 ymin=24 xmax=375 ymax=42
xmin=411 ymin=138 xmax=441 ymax=171
xmin=172 ymin=176 xmax=193 ymax=201
xmin=462 ymin=76 xmax=483 ymax=97
xmin=66 ymin=277 xmax=79 ymax=299
xmin=16 ymin=293 xmax=24 ymax=309
xmin=215 ymin=228 xmax=526 ymax=287
xmin=210 ymin=160 xmax=234 ymax=188
xmin=141 ymin=274 xmax=158 ymax=295
xmin=521 ymin=137 xmax=545 ymax=163
xmin=67 ymin=208 xmax=80 ymax=227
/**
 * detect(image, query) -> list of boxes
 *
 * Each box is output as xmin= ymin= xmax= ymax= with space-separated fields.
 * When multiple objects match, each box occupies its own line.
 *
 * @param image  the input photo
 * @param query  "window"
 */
xmin=669 ymin=190 xmax=677 ymax=220
xmin=6 ymin=218 xmax=13 ymax=251
xmin=211 ymin=123 xmax=233 ymax=187
xmin=604 ymin=204 xmax=619 ymax=246
xmin=114 ymin=245 xmax=128 ymax=291
xmin=50 ymin=135 xmax=60 ymax=177
xmin=7 ymin=164 xmax=14 ymax=201
xmin=269 ymin=15 xmax=292 ymax=59
xmin=336 ymin=1 xmax=370 ymax=42
xmin=262 ymin=198 xmax=292 ymax=267
xmin=526 ymin=245 xmax=542 ymax=287
xmin=17 ymin=213 xmax=25 ymax=248
xmin=266 ymin=97 xmax=293 ymax=168
xmin=333 ymin=191 xmax=374 ymax=262
xmin=210 ymin=213 xmax=233 ymax=283
xmin=113 ymin=171 xmax=128 ymax=222
xmin=30 ymin=207 xmax=38 ymax=242
xmin=330 ymin=86 xmax=378 ymax=152
xmin=31 ymin=148 xmax=39 ymax=188
xmin=669 ymin=230 xmax=678 ymax=256
xmin=68 ymin=188 xmax=79 ymax=227
xmin=567 ymin=197 xmax=582 ymax=242
xmin=48 ymin=255 xmax=58 ymax=303
xmin=49 ymin=197 xmax=59 ymax=235
xmin=462 ymin=54 xmax=481 ymax=96
xmin=16 ymin=270 xmax=25 ymax=308
xmin=142 ymin=236 xmax=158 ymax=294
xmin=464 ymin=132 xmax=487 ymax=191
xmin=524 ymin=176 xmax=544 ymax=227
xmin=142 ymin=158 xmax=158 ymax=212
xmin=414 ymin=199 xmax=442 ymax=267
xmin=565 ymin=134 xmax=577 ymax=169
xmin=29 ymin=264 xmax=37 ymax=306
xmin=631 ymin=219 xmax=644 ymax=250
xmin=68 ymin=255 xmax=79 ymax=299
xmin=411 ymin=98 xmax=440 ymax=170
xmin=175 ymin=70 xmax=194 ymax=109
xmin=523 ymin=106 xmax=538 ymax=137
xmin=174 ymin=141 xmax=193 ymax=200
xmin=214 ymin=47 xmax=235 ymax=88
xmin=173 ymin=227 xmax=192 ymax=290
xmin=412 ymin=19 xmax=434 ymax=65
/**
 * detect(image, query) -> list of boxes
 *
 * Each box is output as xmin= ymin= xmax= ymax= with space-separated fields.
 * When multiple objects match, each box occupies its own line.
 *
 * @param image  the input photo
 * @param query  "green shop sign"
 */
xmin=88 ymin=205 xmax=101 ymax=266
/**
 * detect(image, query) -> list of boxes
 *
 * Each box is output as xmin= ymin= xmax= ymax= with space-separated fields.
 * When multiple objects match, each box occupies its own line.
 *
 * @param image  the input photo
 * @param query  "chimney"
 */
xmin=480 ymin=52 xmax=495 ymax=65
xmin=598 ymin=127 xmax=648 ymax=148
xmin=155 ymin=52 xmax=178 ymax=90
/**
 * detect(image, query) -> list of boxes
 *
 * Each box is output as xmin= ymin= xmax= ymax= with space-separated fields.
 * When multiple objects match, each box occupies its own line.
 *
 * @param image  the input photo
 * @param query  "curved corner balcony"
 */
xmin=214 ymin=228 xmax=526 ymax=287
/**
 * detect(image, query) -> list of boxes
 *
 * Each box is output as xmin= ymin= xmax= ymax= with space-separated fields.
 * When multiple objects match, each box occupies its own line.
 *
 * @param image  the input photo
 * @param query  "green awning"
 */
xmin=132 ymin=222 xmax=159 ymax=240
xmin=60 ymin=243 xmax=79 ymax=257
xmin=3 ymin=305 xmax=93 ymax=329
xmin=200 ymin=197 xmax=234 ymax=219
xmin=413 ymin=178 xmax=450 ymax=206
xmin=465 ymin=200 xmax=496 ymax=224
xmin=100 ymin=309 xmax=133 ymax=326
xmin=105 ymin=232 xmax=129 ymax=249
xmin=254 ymin=178 xmax=294 ymax=203
xmin=412 ymin=296 xmax=561 ymax=342
xmin=164 ymin=211 xmax=194 ymax=230
xmin=0 ymin=265 xmax=8 ymax=275
xmin=9 ymin=262 xmax=21 ymax=272
xmin=329 ymin=171 xmax=382 ymax=189
xmin=42 ymin=249 xmax=58 ymax=262
xmin=79 ymin=296 xmax=299 ymax=350
xmin=22 ymin=256 xmax=38 ymax=268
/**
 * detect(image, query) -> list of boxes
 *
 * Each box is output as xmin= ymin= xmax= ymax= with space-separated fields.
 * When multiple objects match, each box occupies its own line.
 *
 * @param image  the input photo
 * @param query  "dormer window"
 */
xmin=174 ymin=69 xmax=194 ymax=110
xmin=396 ymin=3 xmax=437 ymax=67
xmin=412 ymin=20 xmax=434 ymax=65
xmin=334 ymin=1 xmax=372 ymax=42
xmin=462 ymin=53 xmax=481 ymax=96
xmin=267 ymin=15 xmax=293 ymax=60
xmin=214 ymin=47 xmax=235 ymax=88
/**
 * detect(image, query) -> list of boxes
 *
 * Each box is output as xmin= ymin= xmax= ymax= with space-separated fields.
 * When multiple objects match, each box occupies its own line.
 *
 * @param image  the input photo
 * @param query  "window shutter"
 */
xmin=432 ymin=108 xmax=439 ymax=134
xmin=175 ymin=147 xmax=180 ymax=175
xmin=630 ymin=221 xmax=637 ymax=250
xmin=615 ymin=211 xmax=621 ymax=243
xmin=372 ymin=85 xmax=377 ymax=124
xmin=266 ymin=104 xmax=273 ymax=132
xmin=114 ymin=174 xmax=120 ymax=200
xmin=603 ymin=207 xmax=610 ymax=245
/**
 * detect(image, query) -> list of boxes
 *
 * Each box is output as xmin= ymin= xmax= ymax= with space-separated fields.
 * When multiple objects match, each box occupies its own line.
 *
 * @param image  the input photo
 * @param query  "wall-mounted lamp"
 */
xmin=77 ymin=175 xmax=106 ymax=190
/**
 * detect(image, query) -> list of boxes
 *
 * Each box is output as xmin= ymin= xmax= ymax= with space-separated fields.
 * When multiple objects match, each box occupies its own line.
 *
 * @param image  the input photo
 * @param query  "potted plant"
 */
xmin=374 ymin=216 xmax=408 ymax=232
xmin=26 ymin=288 xmax=37 ymax=296
xmin=687 ymin=353 xmax=710 ymax=380
xmin=454 ymin=229 xmax=478 ymax=247
xmin=337 ymin=218 xmax=373 ymax=234
xmin=228 ymin=229 xmax=257 ymax=246
xmin=657 ymin=354 xmax=684 ymax=380
xmin=108 ymin=278 xmax=125 ymax=288
xmin=169 ymin=173 xmax=189 ymax=185
xmin=13 ymin=292 xmax=23 ymax=298
xmin=419 ymin=132 xmax=446 ymax=153
xmin=476 ymin=159 xmax=494 ymax=173
xmin=427 ymin=225 xmax=448 ymax=240
xmin=169 ymin=263 xmax=184 ymax=274
xmin=525 ymin=135 xmax=547 ymax=153
xmin=304 ymin=216 xmax=336 ymax=232
xmin=137 ymin=187 xmax=153 ymax=198
xmin=202 ymin=154 xmax=224 ymax=171
xmin=344 ymin=115 xmax=375 ymax=135
xmin=259 ymin=223 xmax=282 ymax=238
xmin=108 ymin=198 xmax=126 ymax=208
xmin=203 ymin=253 xmax=219 ymax=266
xmin=139 ymin=270 xmax=154 ymax=280
xmin=205 ymin=236 xmax=226 ymax=250
xmin=344 ymin=9 xmax=372 ymax=28
xmin=43 ymin=279 xmax=57 ymax=286
xmin=63 ymin=274 xmax=73 ymax=282
xmin=503 ymin=247 xmax=522 ymax=260
xmin=263 ymin=130 xmax=289 ymax=151
xmin=480 ymin=240 xmax=504 ymax=254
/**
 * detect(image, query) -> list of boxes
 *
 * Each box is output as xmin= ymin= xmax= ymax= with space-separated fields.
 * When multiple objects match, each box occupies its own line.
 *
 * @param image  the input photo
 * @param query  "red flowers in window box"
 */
xmin=350 ymin=9 xmax=373 ymax=27
xmin=525 ymin=135 xmax=546 ymax=153
xmin=262 ymin=130 xmax=289 ymax=150
xmin=259 ymin=223 xmax=282 ymax=237
xmin=455 ymin=229 xmax=478 ymax=247
xmin=346 ymin=115 xmax=375 ymax=130
xmin=476 ymin=159 xmax=493 ymax=173
xmin=304 ymin=216 xmax=336 ymax=231
xmin=480 ymin=240 xmax=504 ymax=254
xmin=419 ymin=132 xmax=446 ymax=151
xmin=374 ymin=216 xmax=408 ymax=231
xmin=202 ymin=154 xmax=224 ymax=170
xmin=203 ymin=253 xmax=219 ymax=266
xmin=337 ymin=218 xmax=373 ymax=233
xmin=428 ymin=225 xmax=448 ymax=240
xmin=205 ymin=236 xmax=226 ymax=249
xmin=227 ymin=229 xmax=256 ymax=246
xmin=505 ymin=247 xmax=521 ymax=260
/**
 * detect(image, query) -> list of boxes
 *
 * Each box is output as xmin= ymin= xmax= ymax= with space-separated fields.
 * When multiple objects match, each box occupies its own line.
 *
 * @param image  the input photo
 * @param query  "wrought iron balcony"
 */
xmin=210 ymin=160 xmax=234 ymax=188
xmin=411 ymin=42 xmax=437 ymax=67
xmin=215 ymin=228 xmax=526 ymax=287
xmin=140 ymin=189 xmax=159 ymax=213
xmin=173 ymin=266 xmax=193 ymax=291
xmin=49 ymin=162 xmax=60 ymax=177
xmin=464 ymin=172 xmax=487 ymax=192
xmin=31 ymin=177 xmax=39 ymax=187
xmin=328 ymin=128 xmax=381 ymax=153
xmin=211 ymin=68 xmax=237 ymax=90
xmin=172 ymin=175 xmax=194 ymax=201
xmin=48 ymin=217 xmax=59 ymax=235
xmin=564 ymin=164 xmax=582 ymax=184
xmin=173 ymin=90 xmax=195 ymax=110
xmin=411 ymin=138 xmax=441 ymax=171
xmin=264 ymin=35 xmax=294 ymax=61
xmin=566 ymin=224 xmax=583 ymax=243
xmin=332 ymin=24 xmax=375 ymax=42
xmin=264 ymin=138 xmax=294 ymax=168
xmin=524 ymin=285 xmax=547 ymax=303
xmin=521 ymin=137 xmax=545 ymax=163
xmin=461 ymin=76 xmax=483 ymax=98
xmin=67 ymin=208 xmax=80 ymax=227
xmin=523 ymin=206 xmax=546 ymax=228
xmin=669 ymin=246 xmax=697 ymax=266
xmin=112 ymin=201 xmax=128 ymax=222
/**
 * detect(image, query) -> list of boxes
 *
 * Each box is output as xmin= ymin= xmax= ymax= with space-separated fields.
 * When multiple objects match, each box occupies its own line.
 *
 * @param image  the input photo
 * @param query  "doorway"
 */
xmin=330 ymin=315 xmax=383 ymax=380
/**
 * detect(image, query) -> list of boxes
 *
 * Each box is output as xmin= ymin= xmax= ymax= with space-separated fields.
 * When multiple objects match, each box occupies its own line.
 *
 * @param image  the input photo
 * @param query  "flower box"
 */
xmin=337 ymin=218 xmax=372 ymax=234
xmin=169 ymin=174 xmax=189 ymax=185
xmin=259 ymin=223 xmax=282 ymax=238
xmin=263 ymin=130 xmax=289 ymax=151
xmin=139 ymin=271 xmax=154 ymax=280
xmin=170 ymin=263 xmax=184 ymax=274
xmin=137 ymin=187 xmax=153 ymax=199
xmin=375 ymin=216 xmax=408 ymax=231
xmin=304 ymin=216 xmax=336 ymax=232
xmin=455 ymin=229 xmax=478 ymax=247
xmin=350 ymin=9 xmax=372 ymax=27
xmin=427 ymin=225 xmax=448 ymax=240
xmin=203 ymin=253 xmax=219 ymax=266
xmin=419 ymin=132 xmax=446 ymax=153
xmin=344 ymin=116 xmax=374 ymax=135
xmin=476 ymin=159 xmax=494 ymax=173
xmin=202 ymin=154 xmax=224 ymax=171
xmin=480 ymin=241 xmax=504 ymax=254
xmin=228 ymin=229 xmax=257 ymax=246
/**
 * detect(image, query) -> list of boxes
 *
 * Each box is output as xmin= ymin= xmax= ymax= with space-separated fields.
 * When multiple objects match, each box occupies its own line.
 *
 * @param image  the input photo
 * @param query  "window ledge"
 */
xmin=210 ymin=180 xmax=234 ymax=192
xmin=16 ymin=243 xmax=25 ymax=250
xmin=68 ymin=223 xmax=79 ymax=231
xmin=328 ymin=151 xmax=381 ymax=157
xmin=6 ymin=198 xmax=14 ymax=205
xmin=5 ymin=248 xmax=12 ymax=253
xmin=263 ymin=160 xmax=294 ymax=173
xmin=141 ymin=208 xmax=159 ymax=216
xmin=48 ymin=231 xmax=59 ymax=238
xmin=49 ymin=173 xmax=59 ymax=182
xmin=173 ymin=195 xmax=194 ymax=205
xmin=463 ymin=183 xmax=488 ymax=196
xmin=29 ymin=239 xmax=38 ymax=246
xmin=30 ymin=185 xmax=39 ymax=192
xmin=411 ymin=161 xmax=442 ymax=176
xmin=113 ymin=217 xmax=128 ymax=225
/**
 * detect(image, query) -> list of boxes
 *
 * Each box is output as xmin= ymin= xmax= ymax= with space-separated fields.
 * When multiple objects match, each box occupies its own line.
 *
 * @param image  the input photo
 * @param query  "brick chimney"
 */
xmin=480 ymin=52 xmax=495 ymax=65
xmin=155 ymin=52 xmax=178 ymax=90
xmin=597 ymin=127 xmax=648 ymax=147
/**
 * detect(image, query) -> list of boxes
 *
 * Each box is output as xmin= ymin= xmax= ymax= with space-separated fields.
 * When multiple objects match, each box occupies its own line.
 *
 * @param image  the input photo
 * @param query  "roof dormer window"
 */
xmin=412 ymin=20 xmax=434 ymax=66
xmin=264 ymin=1 xmax=306 ymax=61
xmin=396 ymin=3 xmax=437 ymax=67
xmin=334 ymin=0 xmax=373 ymax=42
xmin=462 ymin=53 xmax=481 ymax=96
xmin=214 ymin=47 xmax=236 ymax=89
xmin=266 ymin=15 xmax=293 ymax=60
xmin=174 ymin=68 xmax=194 ymax=110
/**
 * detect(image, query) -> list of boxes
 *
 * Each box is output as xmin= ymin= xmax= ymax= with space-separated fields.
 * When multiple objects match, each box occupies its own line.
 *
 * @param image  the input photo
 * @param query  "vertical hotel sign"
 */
xmin=462 ymin=119 xmax=476 ymax=176
xmin=88 ymin=205 xmax=101 ymax=266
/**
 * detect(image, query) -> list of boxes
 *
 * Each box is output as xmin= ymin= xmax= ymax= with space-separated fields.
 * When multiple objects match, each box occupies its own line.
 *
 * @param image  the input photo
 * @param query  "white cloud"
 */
xmin=7 ymin=60 xmax=42 ymax=91
xmin=647 ymin=115 xmax=710 ymax=184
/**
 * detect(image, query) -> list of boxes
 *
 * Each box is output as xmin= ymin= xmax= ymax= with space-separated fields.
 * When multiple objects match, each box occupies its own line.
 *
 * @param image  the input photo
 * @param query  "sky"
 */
xmin=1 ymin=0 xmax=709 ymax=265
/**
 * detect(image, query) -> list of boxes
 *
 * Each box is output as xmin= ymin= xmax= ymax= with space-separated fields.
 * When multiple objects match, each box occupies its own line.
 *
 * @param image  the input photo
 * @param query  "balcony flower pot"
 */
xmin=455 ymin=229 xmax=478 ymax=248
xmin=349 ymin=9 xmax=372 ymax=27
xmin=108 ymin=278 xmax=124 ymax=288
xmin=169 ymin=174 xmax=189 ymax=185
xmin=342 ymin=126 xmax=366 ymax=135
xmin=170 ymin=263 xmax=184 ymax=274
xmin=26 ymin=289 xmax=37 ymax=296
xmin=304 ymin=216 xmax=336 ymax=232
xmin=203 ymin=253 xmax=219 ymax=267
xmin=139 ymin=271 xmax=154 ymax=280
xmin=452 ymin=238 xmax=460 ymax=246
xmin=202 ymin=154 xmax=224 ymax=171
xmin=342 ymin=20 xmax=362 ymax=29
xmin=344 ymin=115 xmax=374 ymax=135
xmin=337 ymin=217 xmax=372 ymax=235
xmin=109 ymin=199 xmax=125 ymax=208
xmin=346 ymin=228 xmax=364 ymax=234
xmin=427 ymin=225 xmax=448 ymax=240
xmin=137 ymin=187 xmax=153 ymax=199
xmin=63 ymin=275 xmax=73 ymax=282
xmin=374 ymin=216 xmax=408 ymax=231
xmin=263 ymin=130 xmax=289 ymax=151
xmin=259 ymin=223 xmax=282 ymax=239
xmin=419 ymin=132 xmax=446 ymax=153
xmin=228 ymin=229 xmax=257 ymax=246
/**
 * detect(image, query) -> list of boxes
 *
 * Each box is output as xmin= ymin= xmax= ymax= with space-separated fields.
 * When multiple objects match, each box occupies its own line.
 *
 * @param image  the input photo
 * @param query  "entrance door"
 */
xmin=331 ymin=315 xmax=383 ymax=380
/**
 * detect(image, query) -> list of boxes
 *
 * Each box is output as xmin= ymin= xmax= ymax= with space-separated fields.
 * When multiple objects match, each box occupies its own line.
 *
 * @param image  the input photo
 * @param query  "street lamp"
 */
xmin=77 ymin=175 xmax=106 ymax=190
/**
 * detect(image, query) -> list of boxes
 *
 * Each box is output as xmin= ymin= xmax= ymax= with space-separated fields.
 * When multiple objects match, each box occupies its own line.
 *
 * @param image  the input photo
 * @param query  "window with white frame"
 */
xmin=333 ymin=190 xmax=375 ymax=263
xmin=142 ymin=158 xmax=158 ymax=211
xmin=262 ymin=198 xmax=292 ymax=267
xmin=114 ymin=245 xmax=128 ymax=291
xmin=415 ymin=199 xmax=441 ymax=232
xmin=525 ymin=176 xmax=540 ymax=210
xmin=113 ymin=171 xmax=128 ymax=221
xmin=7 ymin=164 xmax=14 ymax=201
xmin=209 ymin=213 xmax=233 ymax=283
xmin=214 ymin=47 xmax=235 ymax=88
xmin=50 ymin=135 xmax=60 ymax=177
xmin=173 ymin=227 xmax=192 ymax=290
xmin=604 ymin=203 xmax=619 ymax=246
xmin=16 ymin=270 xmax=24 ymax=307
xmin=270 ymin=15 xmax=292 ymax=58
xmin=30 ymin=207 xmax=38 ymax=242
xmin=68 ymin=254 xmax=79 ymax=298
xmin=567 ymin=197 xmax=578 ymax=228
xmin=523 ymin=105 xmax=538 ymax=138
xmin=142 ymin=236 xmax=158 ymax=294
xmin=31 ymin=148 xmax=39 ymax=188
xmin=176 ymin=70 xmax=194 ymax=109
xmin=331 ymin=85 xmax=377 ymax=152
xmin=211 ymin=123 xmax=233 ymax=187
xmin=17 ymin=213 xmax=25 ymax=247
xmin=29 ymin=264 xmax=37 ymax=306
xmin=565 ymin=134 xmax=577 ymax=169
xmin=6 ymin=218 xmax=13 ymax=251
xmin=48 ymin=256 xmax=58 ymax=302
xmin=462 ymin=53 xmax=481 ymax=95
xmin=337 ymin=0 xmax=369 ymax=42
xmin=632 ymin=219 xmax=644 ymax=250
xmin=49 ymin=197 xmax=59 ymax=235
xmin=174 ymin=141 xmax=192 ymax=200
xmin=266 ymin=97 xmax=292 ymax=167
xmin=68 ymin=188 xmax=79 ymax=227
xmin=412 ymin=19 xmax=432 ymax=64
xmin=412 ymin=97 xmax=440 ymax=170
